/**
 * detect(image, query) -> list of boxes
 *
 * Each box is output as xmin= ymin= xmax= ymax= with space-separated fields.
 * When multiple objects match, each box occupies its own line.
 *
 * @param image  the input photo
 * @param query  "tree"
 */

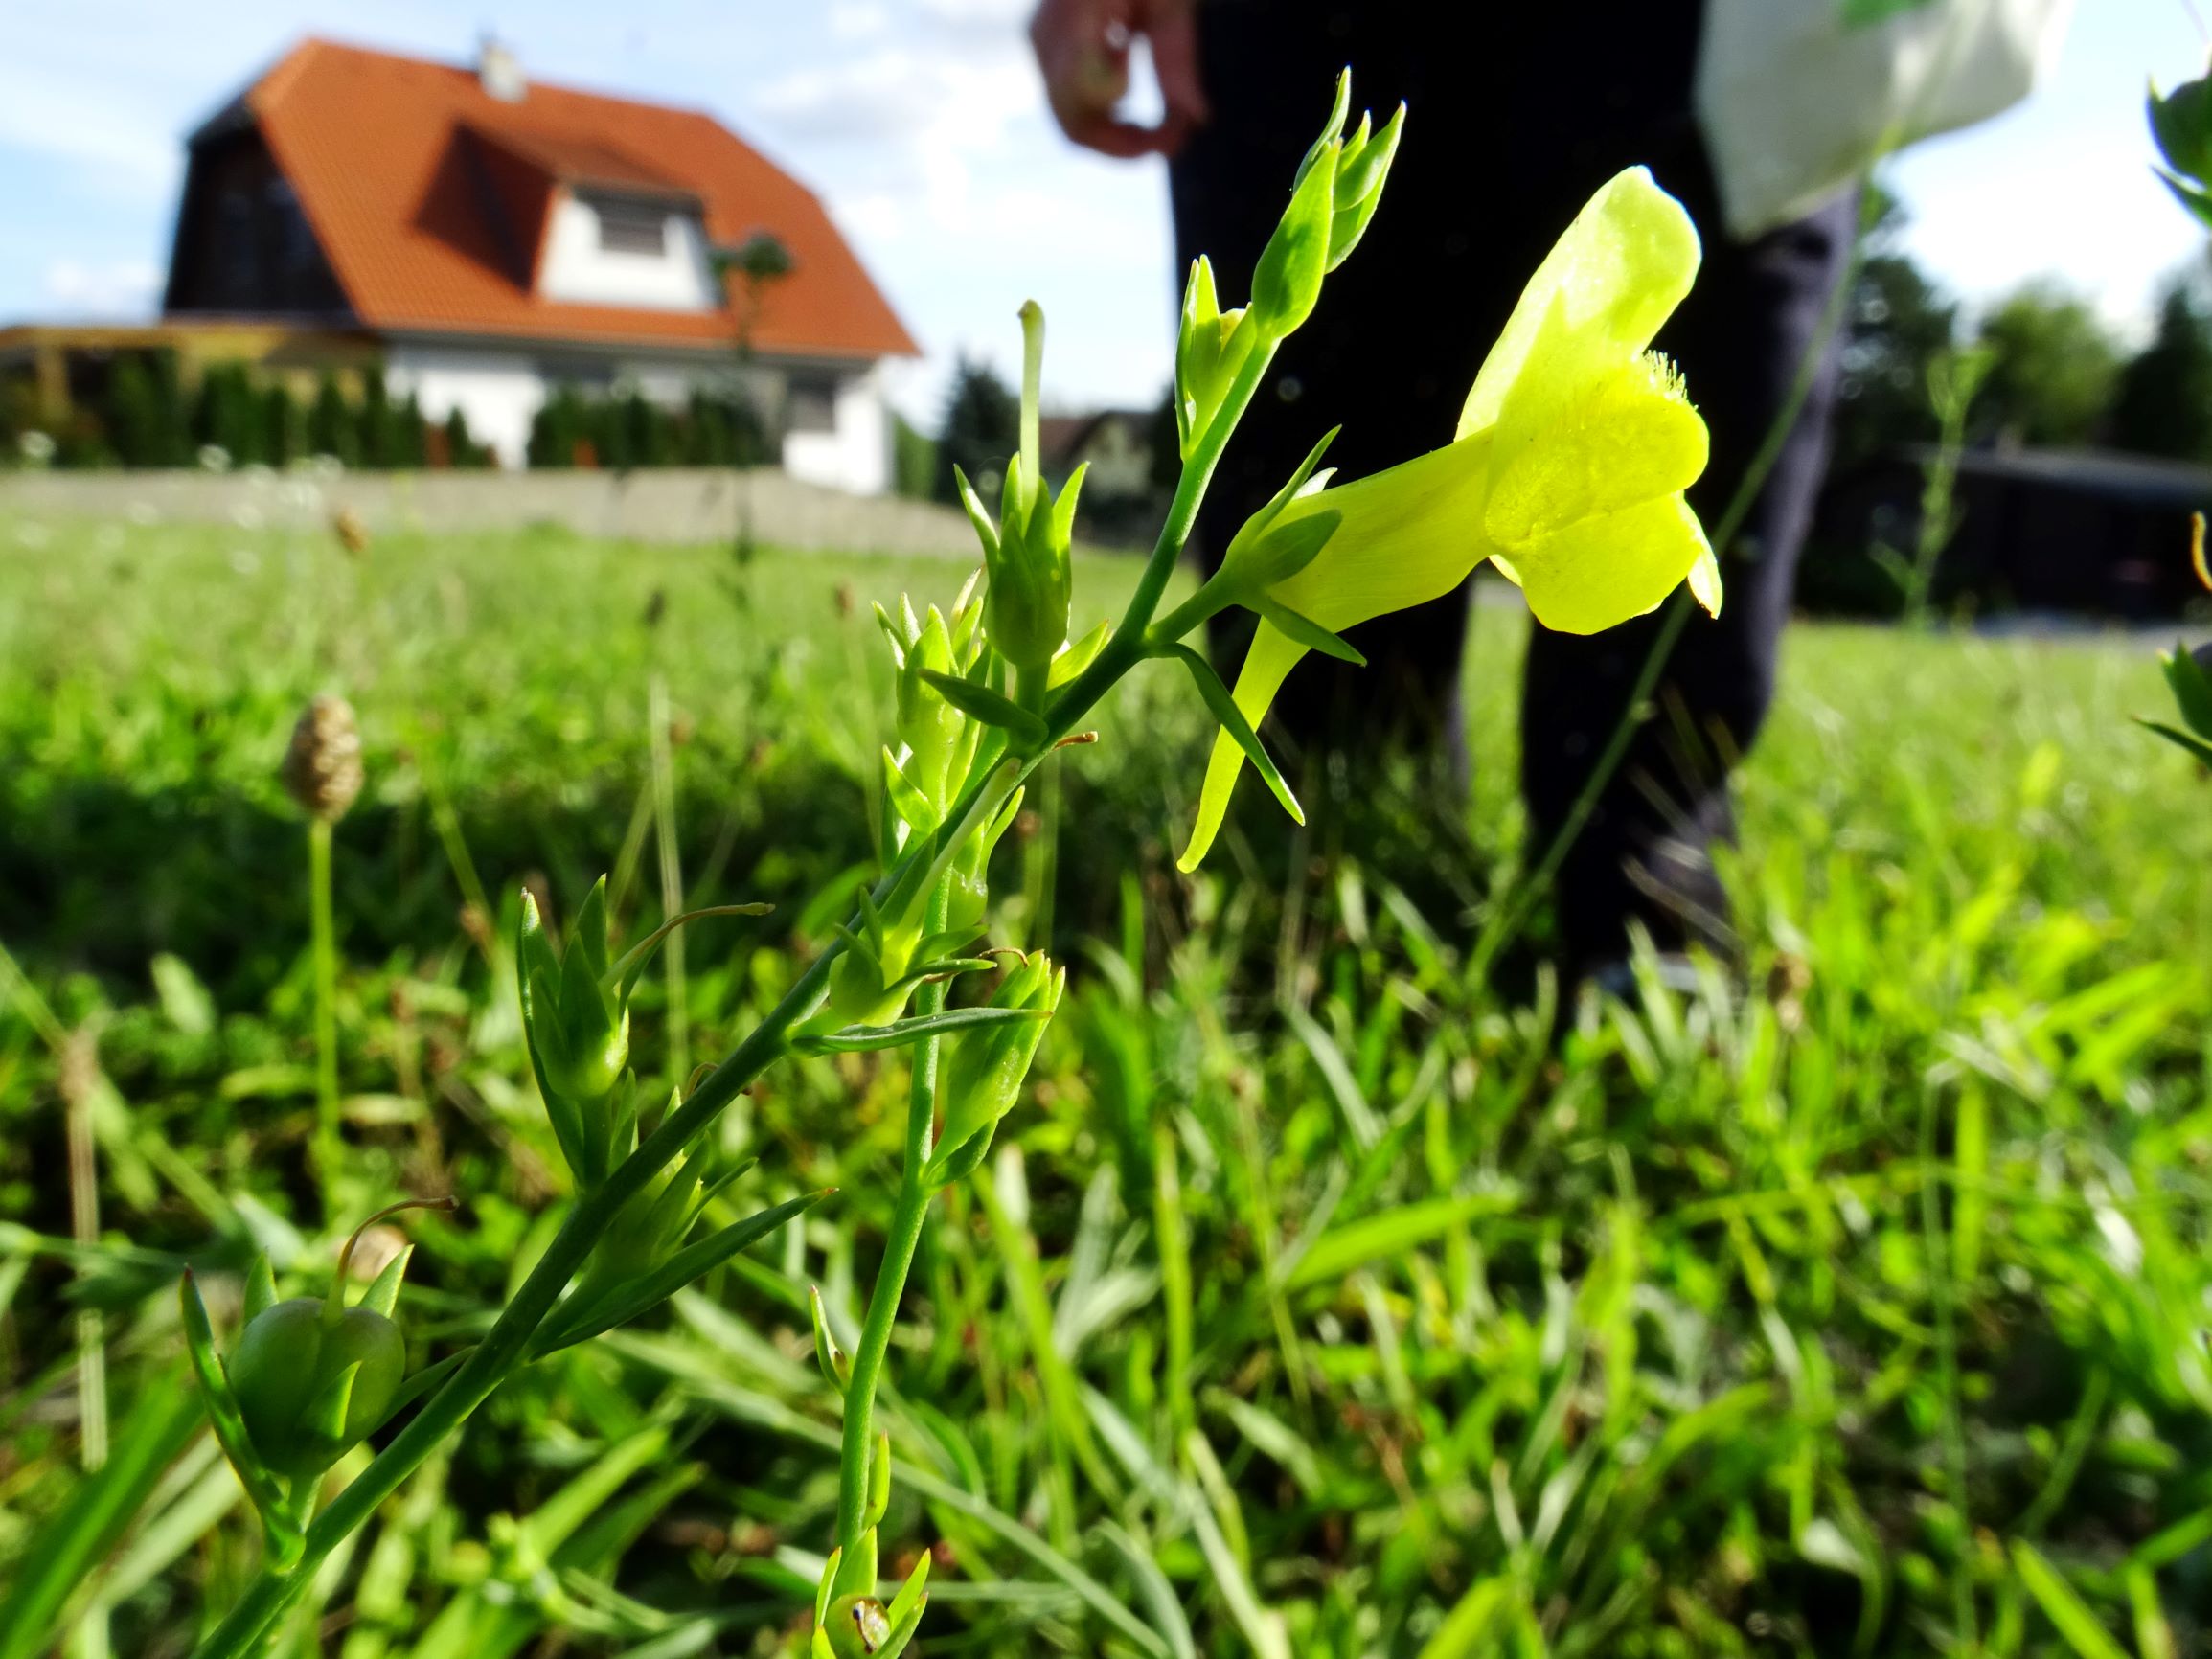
xmin=931 ymin=355 xmax=1019 ymax=505
xmin=308 ymin=373 xmax=360 ymax=466
xmin=262 ymin=383 xmax=303 ymax=466
xmin=1829 ymin=192 xmax=1959 ymax=477
xmin=2109 ymin=281 xmax=2212 ymax=464
xmin=891 ymin=412 xmax=936 ymax=499
xmin=1972 ymin=282 xmax=2120 ymax=448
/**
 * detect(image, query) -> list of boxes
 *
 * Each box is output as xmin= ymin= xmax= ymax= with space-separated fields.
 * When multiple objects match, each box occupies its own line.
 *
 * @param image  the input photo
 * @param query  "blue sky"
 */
xmin=1 ymin=1 xmax=2205 ymax=425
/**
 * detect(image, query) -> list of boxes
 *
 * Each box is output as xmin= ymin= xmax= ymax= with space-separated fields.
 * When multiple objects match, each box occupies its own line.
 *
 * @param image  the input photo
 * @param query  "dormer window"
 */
xmin=593 ymin=194 xmax=667 ymax=257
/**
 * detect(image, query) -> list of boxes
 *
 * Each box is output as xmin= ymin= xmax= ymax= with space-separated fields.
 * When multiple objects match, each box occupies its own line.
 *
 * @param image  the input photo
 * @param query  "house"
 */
xmin=143 ymin=36 xmax=915 ymax=485
xmin=1808 ymin=444 xmax=2212 ymax=620
xmin=1038 ymin=407 xmax=1168 ymax=545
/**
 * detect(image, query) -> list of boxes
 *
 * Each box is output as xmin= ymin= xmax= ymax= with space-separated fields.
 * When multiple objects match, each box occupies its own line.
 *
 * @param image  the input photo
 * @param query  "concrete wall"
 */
xmin=0 ymin=466 xmax=988 ymax=556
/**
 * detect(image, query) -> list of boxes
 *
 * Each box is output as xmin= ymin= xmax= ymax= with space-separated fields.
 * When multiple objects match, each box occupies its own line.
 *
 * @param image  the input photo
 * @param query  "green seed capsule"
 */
xmin=227 ymin=1297 xmax=404 ymax=1481
xmin=824 ymin=1595 xmax=893 ymax=1658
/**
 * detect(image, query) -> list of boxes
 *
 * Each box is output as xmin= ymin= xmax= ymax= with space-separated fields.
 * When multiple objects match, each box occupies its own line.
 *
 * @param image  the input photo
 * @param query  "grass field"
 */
xmin=2 ymin=515 xmax=2209 ymax=1658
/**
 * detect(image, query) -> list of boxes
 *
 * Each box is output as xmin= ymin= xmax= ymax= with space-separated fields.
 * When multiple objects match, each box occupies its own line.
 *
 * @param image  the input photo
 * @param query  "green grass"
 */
xmin=2 ymin=515 xmax=2209 ymax=1658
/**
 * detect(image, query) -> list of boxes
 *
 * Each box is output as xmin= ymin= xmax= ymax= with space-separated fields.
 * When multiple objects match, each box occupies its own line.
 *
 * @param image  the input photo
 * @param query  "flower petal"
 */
xmin=1509 ymin=492 xmax=1713 ymax=635
xmin=1457 ymin=168 xmax=1701 ymax=443
xmin=1178 ymin=621 xmax=1308 ymax=872
xmin=1267 ymin=431 xmax=1495 ymax=630
xmin=1484 ymin=353 xmax=1708 ymax=548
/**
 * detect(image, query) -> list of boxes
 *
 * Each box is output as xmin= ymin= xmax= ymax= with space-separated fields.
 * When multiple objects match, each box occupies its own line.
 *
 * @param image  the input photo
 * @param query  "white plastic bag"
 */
xmin=1697 ymin=0 xmax=2075 ymax=239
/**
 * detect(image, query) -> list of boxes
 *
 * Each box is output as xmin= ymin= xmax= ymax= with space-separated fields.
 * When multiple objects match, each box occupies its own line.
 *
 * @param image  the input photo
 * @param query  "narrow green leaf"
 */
xmin=533 ymin=1190 xmax=831 ymax=1354
xmin=797 ymin=1004 xmax=1048 ymax=1055
xmin=918 ymin=670 xmax=1046 ymax=746
xmin=2140 ymin=718 xmax=2212 ymax=766
xmin=1163 ymin=644 xmax=1302 ymax=824
xmin=177 ymin=1272 xmax=290 ymax=1540
xmin=1284 ymin=1193 xmax=1519 ymax=1291
xmin=0 ymin=1374 xmax=204 ymax=1659
xmin=2012 ymin=1540 xmax=2130 ymax=1659
xmin=809 ymin=1284 xmax=850 ymax=1397
xmin=379 ymin=1345 xmax=472 ymax=1425
xmin=1256 ymin=595 xmax=1363 ymax=664
xmin=1047 ymin=619 xmax=1112 ymax=689
xmin=2162 ymin=646 xmax=2212 ymax=738
xmin=609 ymin=904 xmax=774 ymax=1001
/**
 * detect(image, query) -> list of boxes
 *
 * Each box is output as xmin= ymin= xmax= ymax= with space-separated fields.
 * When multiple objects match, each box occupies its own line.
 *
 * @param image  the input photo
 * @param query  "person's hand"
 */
xmin=1029 ymin=0 xmax=1208 ymax=159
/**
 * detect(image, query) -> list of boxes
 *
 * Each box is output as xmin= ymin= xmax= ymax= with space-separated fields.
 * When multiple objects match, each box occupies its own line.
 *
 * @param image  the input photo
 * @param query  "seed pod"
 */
xmin=227 ymin=1297 xmax=405 ymax=1480
xmin=281 ymin=695 xmax=364 ymax=822
xmin=824 ymin=1595 xmax=892 ymax=1657
xmin=223 ymin=1201 xmax=439 ymax=1483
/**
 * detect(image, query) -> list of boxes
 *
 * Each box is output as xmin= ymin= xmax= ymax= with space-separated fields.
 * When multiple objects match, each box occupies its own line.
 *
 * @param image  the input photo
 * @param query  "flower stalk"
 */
xmin=188 ymin=66 xmax=1722 ymax=1659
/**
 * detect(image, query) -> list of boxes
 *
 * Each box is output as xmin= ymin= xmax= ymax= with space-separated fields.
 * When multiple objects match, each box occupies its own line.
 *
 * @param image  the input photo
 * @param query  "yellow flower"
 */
xmin=1180 ymin=166 xmax=1723 ymax=870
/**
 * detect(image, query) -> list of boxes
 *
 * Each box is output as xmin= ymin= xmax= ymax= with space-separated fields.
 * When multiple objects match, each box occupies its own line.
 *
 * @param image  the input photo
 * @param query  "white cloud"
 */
xmin=43 ymin=258 xmax=163 ymax=315
xmin=828 ymin=2 xmax=889 ymax=42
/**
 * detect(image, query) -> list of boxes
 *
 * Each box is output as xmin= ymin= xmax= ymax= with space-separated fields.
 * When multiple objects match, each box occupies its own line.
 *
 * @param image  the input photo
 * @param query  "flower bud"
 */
xmin=1249 ymin=136 xmax=1334 ymax=340
xmin=1325 ymin=102 xmax=1403 ymax=273
xmin=518 ymin=879 xmax=632 ymax=1184
xmin=281 ymin=694 xmax=364 ymax=823
xmin=877 ymin=593 xmax=978 ymax=821
xmin=926 ymin=953 xmax=1062 ymax=1186
xmin=977 ymin=454 xmax=1078 ymax=674
xmin=1173 ymin=257 xmax=1255 ymax=456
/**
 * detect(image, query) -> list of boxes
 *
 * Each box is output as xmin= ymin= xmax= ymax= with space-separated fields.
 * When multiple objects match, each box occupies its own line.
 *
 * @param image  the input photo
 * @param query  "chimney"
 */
xmin=477 ymin=36 xmax=526 ymax=102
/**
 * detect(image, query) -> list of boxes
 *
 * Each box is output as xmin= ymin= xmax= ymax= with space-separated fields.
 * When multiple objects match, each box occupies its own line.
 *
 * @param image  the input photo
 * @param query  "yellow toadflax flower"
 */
xmin=1180 ymin=165 xmax=1723 ymax=871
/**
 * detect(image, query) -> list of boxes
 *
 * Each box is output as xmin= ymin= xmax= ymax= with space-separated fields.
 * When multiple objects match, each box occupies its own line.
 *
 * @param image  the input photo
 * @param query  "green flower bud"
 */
xmin=1174 ymin=257 xmax=1255 ymax=457
xmin=926 ymin=952 xmax=1062 ymax=1186
xmin=518 ymin=879 xmax=632 ymax=1185
xmin=1249 ymin=73 xmax=1397 ymax=340
xmin=824 ymin=1596 xmax=892 ymax=1658
xmin=1325 ymin=101 xmax=1403 ymax=273
xmin=876 ymin=591 xmax=980 ymax=821
xmin=958 ymin=301 xmax=1076 ymax=677
xmin=959 ymin=454 xmax=1077 ymax=677
xmin=1250 ymin=132 xmax=1335 ymax=340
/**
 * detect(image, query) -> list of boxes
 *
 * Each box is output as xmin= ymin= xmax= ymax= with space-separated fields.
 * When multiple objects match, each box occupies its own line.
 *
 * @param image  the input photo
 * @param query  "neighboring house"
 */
xmin=1809 ymin=444 xmax=2212 ymax=620
xmin=134 ymin=36 xmax=914 ymax=485
xmin=1038 ymin=407 xmax=1167 ymax=545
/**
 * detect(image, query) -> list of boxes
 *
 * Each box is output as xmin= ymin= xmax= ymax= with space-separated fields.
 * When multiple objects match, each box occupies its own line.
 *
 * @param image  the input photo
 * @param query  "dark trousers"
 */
xmin=1170 ymin=1 xmax=1855 ymax=966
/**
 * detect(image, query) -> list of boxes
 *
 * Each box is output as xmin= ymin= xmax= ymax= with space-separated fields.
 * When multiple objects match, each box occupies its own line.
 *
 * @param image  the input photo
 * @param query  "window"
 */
xmin=593 ymin=195 xmax=668 ymax=257
xmin=787 ymin=374 xmax=838 ymax=436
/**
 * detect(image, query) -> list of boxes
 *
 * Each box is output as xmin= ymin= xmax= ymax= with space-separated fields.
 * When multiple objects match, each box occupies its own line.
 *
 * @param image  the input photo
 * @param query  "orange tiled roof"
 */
xmin=239 ymin=38 xmax=916 ymax=358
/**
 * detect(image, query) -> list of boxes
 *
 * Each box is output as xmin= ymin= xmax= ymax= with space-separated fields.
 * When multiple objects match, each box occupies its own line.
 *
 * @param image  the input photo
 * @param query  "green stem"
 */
xmin=308 ymin=818 xmax=339 ymax=1183
xmin=198 ymin=256 xmax=1274 ymax=1659
xmin=192 ymin=963 xmax=815 ymax=1659
xmin=1051 ymin=337 xmax=1277 ymax=726
xmin=833 ymin=878 xmax=951 ymax=1563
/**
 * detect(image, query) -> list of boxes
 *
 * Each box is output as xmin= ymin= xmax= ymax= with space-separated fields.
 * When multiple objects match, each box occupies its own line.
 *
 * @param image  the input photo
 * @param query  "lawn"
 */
xmin=2 ymin=514 xmax=2209 ymax=1658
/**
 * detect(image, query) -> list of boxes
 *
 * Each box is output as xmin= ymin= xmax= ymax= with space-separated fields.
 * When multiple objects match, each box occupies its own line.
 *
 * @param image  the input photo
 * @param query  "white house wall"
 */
xmin=783 ymin=362 xmax=890 ymax=496
xmin=387 ymin=341 xmax=893 ymax=492
xmin=385 ymin=344 xmax=546 ymax=468
xmin=538 ymin=195 xmax=718 ymax=312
